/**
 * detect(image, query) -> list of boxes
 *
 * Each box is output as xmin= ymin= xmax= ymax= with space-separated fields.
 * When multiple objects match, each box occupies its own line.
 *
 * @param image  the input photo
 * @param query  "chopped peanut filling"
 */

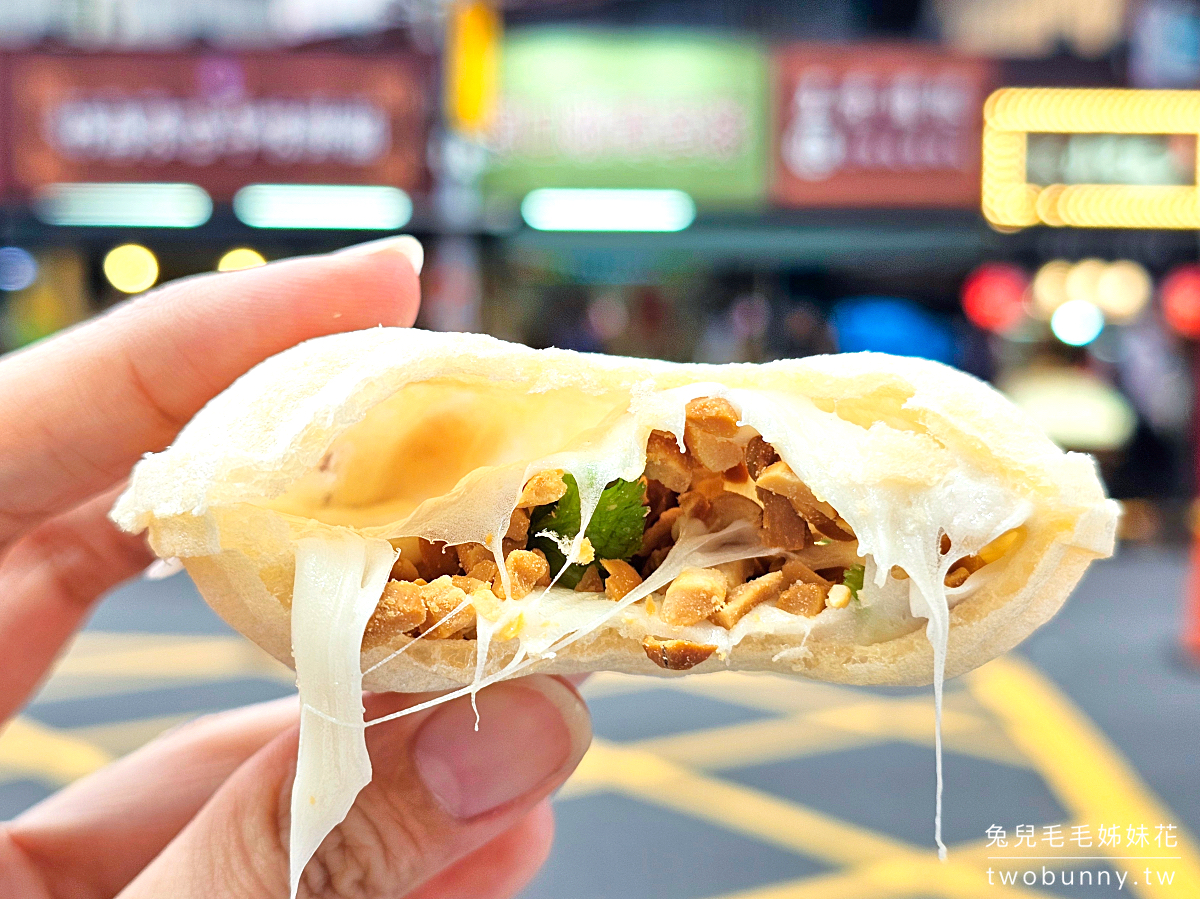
xmin=369 ymin=396 xmax=1024 ymax=646
xmin=642 ymin=636 xmax=717 ymax=670
xmin=390 ymin=555 xmax=420 ymax=582
xmin=517 ymin=469 xmax=568 ymax=508
xmin=710 ymin=570 xmax=784 ymax=629
xmin=645 ymin=430 xmax=692 ymax=493
xmin=506 ymin=549 xmax=550 ymax=600
xmin=661 ymin=567 xmax=727 ymax=626
xmin=825 ymin=584 xmax=853 ymax=609
xmin=363 ymin=580 xmax=427 ymax=648
xmin=777 ymin=582 xmax=827 ymax=617
xmin=505 ymin=508 xmax=531 ymax=542
xmin=418 ymin=576 xmax=476 ymax=639
xmin=574 ymin=565 xmax=604 ymax=593
xmin=601 ymin=559 xmax=643 ymax=600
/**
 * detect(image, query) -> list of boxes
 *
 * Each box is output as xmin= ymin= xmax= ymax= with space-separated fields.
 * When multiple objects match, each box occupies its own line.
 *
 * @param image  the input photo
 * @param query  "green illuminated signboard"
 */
xmin=485 ymin=30 xmax=768 ymax=204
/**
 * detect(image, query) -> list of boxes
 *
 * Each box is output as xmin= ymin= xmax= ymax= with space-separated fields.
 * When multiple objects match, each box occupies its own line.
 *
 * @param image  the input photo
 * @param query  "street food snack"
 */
xmin=112 ymin=328 xmax=1117 ymax=890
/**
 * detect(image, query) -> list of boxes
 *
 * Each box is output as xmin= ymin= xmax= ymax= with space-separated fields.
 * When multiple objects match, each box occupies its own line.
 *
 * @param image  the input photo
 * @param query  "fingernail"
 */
xmin=337 ymin=234 xmax=424 ymax=275
xmin=414 ymin=676 xmax=591 ymax=820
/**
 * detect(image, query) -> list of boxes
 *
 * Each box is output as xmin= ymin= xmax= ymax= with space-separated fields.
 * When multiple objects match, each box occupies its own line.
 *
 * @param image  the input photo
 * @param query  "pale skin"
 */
xmin=0 ymin=237 xmax=593 ymax=899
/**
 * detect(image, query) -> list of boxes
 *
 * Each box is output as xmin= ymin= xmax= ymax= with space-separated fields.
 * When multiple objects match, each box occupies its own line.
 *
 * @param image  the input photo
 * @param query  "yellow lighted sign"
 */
xmin=982 ymin=87 xmax=1200 ymax=228
xmin=445 ymin=0 xmax=502 ymax=134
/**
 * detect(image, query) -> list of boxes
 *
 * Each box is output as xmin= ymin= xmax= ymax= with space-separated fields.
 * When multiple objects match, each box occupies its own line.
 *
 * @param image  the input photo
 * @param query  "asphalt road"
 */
xmin=4 ymin=547 xmax=1197 ymax=898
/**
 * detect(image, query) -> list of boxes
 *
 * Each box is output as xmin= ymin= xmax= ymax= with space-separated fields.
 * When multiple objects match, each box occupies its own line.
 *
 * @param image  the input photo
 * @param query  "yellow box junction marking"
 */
xmin=981 ymin=87 xmax=1200 ymax=228
xmin=3 ymin=638 xmax=1197 ymax=897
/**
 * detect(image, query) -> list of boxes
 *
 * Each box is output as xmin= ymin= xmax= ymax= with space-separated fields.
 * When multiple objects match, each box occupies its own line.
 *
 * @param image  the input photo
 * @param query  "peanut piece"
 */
xmin=601 ymin=559 xmax=643 ymax=600
xmin=642 ymin=636 xmax=717 ymax=670
xmin=710 ymin=570 xmax=784 ymax=629
xmin=758 ymin=488 xmax=809 ymax=551
xmin=744 ymin=435 xmax=780 ymax=479
xmin=645 ymin=430 xmax=692 ymax=493
xmin=518 ymin=469 xmax=568 ymax=508
xmin=417 ymin=539 xmax=460 ymax=580
xmin=704 ymin=491 xmax=763 ymax=533
xmin=505 ymin=549 xmax=551 ymax=599
xmin=419 ymin=576 xmax=476 ymax=638
xmin=777 ymin=582 xmax=827 ymax=617
xmin=641 ymin=506 xmax=682 ymax=554
xmin=574 ymin=565 xmax=604 ymax=593
xmin=825 ymin=584 xmax=852 ymax=609
xmin=685 ymin=396 xmax=740 ymax=436
xmin=756 ymin=462 xmax=855 ymax=542
xmin=467 ymin=559 xmax=499 ymax=585
xmin=944 ymin=567 xmax=971 ymax=588
xmin=363 ymin=580 xmax=427 ymax=648
xmin=685 ymin=426 xmax=744 ymax=474
xmin=456 ymin=542 xmax=492 ymax=573
xmin=505 ymin=508 xmax=531 ymax=542
xmin=661 ymin=567 xmax=727 ymax=626
xmin=390 ymin=555 xmax=420 ymax=582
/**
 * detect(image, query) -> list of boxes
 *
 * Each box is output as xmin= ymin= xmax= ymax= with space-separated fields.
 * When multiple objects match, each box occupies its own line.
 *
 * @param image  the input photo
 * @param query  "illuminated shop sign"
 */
xmin=982 ymin=87 xmax=1200 ymax=228
xmin=8 ymin=53 xmax=431 ymax=200
xmin=485 ymin=31 xmax=768 ymax=203
xmin=45 ymin=97 xmax=391 ymax=168
xmin=771 ymin=45 xmax=994 ymax=208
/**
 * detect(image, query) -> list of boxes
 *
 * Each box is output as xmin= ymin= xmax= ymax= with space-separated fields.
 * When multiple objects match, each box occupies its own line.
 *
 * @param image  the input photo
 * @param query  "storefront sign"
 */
xmin=7 ymin=52 xmax=431 ymax=199
xmin=485 ymin=31 xmax=768 ymax=203
xmin=772 ymin=45 xmax=992 ymax=208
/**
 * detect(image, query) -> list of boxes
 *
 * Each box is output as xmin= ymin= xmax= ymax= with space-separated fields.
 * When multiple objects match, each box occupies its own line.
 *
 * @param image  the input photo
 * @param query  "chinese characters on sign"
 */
xmin=985 ymin=822 xmax=1179 ymax=848
xmin=8 ymin=52 xmax=431 ymax=200
xmin=771 ymin=45 xmax=993 ymax=208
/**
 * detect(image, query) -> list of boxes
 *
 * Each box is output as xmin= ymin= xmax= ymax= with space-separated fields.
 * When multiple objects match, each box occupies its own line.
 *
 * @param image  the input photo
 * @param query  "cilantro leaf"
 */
xmin=526 ymin=473 xmax=647 ymax=589
xmin=585 ymin=477 xmax=648 ymax=561
xmin=843 ymin=563 xmax=865 ymax=600
xmin=528 ymin=472 xmax=581 ymax=542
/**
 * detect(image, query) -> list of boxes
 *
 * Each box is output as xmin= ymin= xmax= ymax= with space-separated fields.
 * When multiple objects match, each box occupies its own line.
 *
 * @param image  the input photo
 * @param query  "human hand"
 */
xmin=0 ymin=238 xmax=593 ymax=898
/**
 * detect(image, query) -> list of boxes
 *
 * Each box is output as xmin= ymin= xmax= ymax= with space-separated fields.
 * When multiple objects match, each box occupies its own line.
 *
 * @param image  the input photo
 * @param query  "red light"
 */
xmin=962 ymin=263 xmax=1028 ymax=334
xmin=1163 ymin=265 xmax=1200 ymax=338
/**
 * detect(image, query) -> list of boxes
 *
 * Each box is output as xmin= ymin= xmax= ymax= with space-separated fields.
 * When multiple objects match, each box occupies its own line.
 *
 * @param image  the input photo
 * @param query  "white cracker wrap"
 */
xmin=112 ymin=328 xmax=1117 ymax=689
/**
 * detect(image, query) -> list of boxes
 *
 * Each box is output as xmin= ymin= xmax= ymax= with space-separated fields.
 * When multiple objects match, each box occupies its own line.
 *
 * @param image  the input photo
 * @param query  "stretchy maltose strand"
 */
xmin=111 ymin=328 xmax=1118 ymax=893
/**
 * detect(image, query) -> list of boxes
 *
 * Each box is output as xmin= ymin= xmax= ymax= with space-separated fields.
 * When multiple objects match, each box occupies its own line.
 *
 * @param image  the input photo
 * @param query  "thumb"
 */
xmin=119 ymin=676 xmax=591 ymax=899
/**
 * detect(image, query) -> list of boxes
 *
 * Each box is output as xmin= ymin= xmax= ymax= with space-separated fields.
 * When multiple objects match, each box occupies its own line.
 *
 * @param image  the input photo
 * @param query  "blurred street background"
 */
xmin=2 ymin=0 xmax=1200 ymax=895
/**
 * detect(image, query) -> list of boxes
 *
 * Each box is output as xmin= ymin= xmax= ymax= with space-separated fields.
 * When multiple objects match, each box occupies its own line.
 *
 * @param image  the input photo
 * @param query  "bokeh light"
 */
xmin=1162 ymin=264 xmax=1200 ymax=338
xmin=217 ymin=247 xmax=267 ymax=272
xmin=1095 ymin=260 xmax=1152 ymax=322
xmin=832 ymin=296 xmax=955 ymax=364
xmin=1031 ymin=260 xmax=1071 ymax=319
xmin=103 ymin=244 xmax=159 ymax=294
xmin=961 ymin=263 xmax=1028 ymax=334
xmin=0 ymin=247 xmax=38 ymax=292
xmin=982 ymin=87 xmax=1200 ymax=228
xmin=1003 ymin=368 xmax=1136 ymax=452
xmin=1064 ymin=258 xmax=1106 ymax=305
xmin=1050 ymin=298 xmax=1105 ymax=346
xmin=586 ymin=293 xmax=629 ymax=341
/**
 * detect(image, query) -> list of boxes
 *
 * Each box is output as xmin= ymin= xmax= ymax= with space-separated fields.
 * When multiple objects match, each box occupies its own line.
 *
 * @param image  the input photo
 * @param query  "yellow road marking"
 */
xmin=67 ymin=713 xmax=195 ymax=758
xmin=573 ymin=739 xmax=1071 ymax=898
xmin=53 ymin=634 xmax=291 ymax=683
xmin=567 ymin=738 xmax=908 ymax=863
xmin=0 ymin=717 xmax=111 ymax=786
xmin=4 ymin=630 xmax=1193 ymax=899
xmin=630 ymin=704 xmax=1029 ymax=772
xmin=630 ymin=714 xmax=875 ymax=770
xmin=969 ymin=656 xmax=1200 ymax=899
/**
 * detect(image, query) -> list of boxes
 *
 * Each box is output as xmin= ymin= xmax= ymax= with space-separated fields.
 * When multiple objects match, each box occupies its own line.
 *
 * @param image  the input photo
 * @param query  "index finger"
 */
xmin=0 ymin=236 xmax=422 ymax=544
